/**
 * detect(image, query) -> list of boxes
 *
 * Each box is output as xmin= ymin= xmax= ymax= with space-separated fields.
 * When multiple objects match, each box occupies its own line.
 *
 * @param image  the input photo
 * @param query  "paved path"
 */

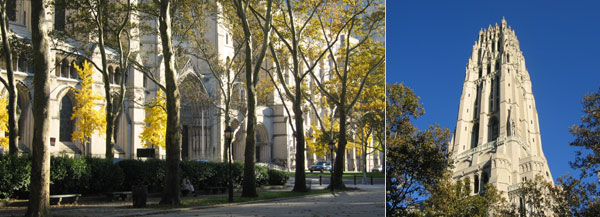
xmin=146 ymin=185 xmax=384 ymax=217
xmin=0 ymin=185 xmax=383 ymax=217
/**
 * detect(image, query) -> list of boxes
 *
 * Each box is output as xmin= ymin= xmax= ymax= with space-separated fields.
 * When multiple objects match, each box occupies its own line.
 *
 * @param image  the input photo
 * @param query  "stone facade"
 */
xmin=0 ymin=0 xmax=382 ymax=172
xmin=450 ymin=18 xmax=553 ymax=202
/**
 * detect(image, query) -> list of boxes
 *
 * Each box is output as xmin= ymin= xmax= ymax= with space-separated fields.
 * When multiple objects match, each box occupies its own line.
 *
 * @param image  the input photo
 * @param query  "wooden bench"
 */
xmin=50 ymin=194 xmax=81 ymax=205
xmin=105 ymin=191 xmax=132 ymax=201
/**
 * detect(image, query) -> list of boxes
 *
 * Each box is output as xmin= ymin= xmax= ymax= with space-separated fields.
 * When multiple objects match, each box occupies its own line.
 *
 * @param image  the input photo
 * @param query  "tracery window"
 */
xmin=59 ymin=95 xmax=74 ymax=142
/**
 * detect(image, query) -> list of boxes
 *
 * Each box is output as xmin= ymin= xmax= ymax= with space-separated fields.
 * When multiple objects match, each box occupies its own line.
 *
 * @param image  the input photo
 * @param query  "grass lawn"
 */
xmin=181 ymin=189 xmax=335 ymax=207
xmin=288 ymin=172 xmax=385 ymax=178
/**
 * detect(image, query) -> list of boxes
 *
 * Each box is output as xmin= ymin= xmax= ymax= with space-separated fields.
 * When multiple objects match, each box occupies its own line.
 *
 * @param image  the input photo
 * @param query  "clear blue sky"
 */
xmin=387 ymin=0 xmax=600 ymax=182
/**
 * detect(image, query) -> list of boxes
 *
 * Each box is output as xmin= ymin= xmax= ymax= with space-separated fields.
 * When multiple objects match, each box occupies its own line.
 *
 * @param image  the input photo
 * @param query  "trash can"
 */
xmin=132 ymin=185 xmax=148 ymax=208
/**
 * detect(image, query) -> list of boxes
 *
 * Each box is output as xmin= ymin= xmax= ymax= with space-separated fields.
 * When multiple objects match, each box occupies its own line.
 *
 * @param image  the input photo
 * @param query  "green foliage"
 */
xmin=50 ymin=156 xmax=90 ymax=194
xmin=267 ymin=170 xmax=289 ymax=185
xmin=254 ymin=166 xmax=269 ymax=187
xmin=0 ymin=156 xmax=271 ymax=197
xmin=423 ymin=172 xmax=507 ymax=217
xmin=569 ymin=86 xmax=600 ymax=178
xmin=116 ymin=159 xmax=165 ymax=192
xmin=85 ymin=157 xmax=124 ymax=193
xmin=553 ymin=174 xmax=600 ymax=217
xmin=386 ymin=82 xmax=452 ymax=215
xmin=0 ymin=155 xmax=30 ymax=199
xmin=180 ymin=160 xmax=244 ymax=189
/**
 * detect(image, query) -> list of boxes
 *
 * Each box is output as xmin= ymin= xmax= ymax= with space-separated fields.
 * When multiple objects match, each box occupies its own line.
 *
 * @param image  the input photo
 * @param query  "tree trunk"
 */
xmin=0 ymin=1 xmax=18 ymax=156
xmin=26 ymin=0 xmax=51 ymax=216
xmin=242 ymin=55 xmax=257 ymax=197
xmin=292 ymin=80 xmax=307 ymax=192
xmin=158 ymin=0 xmax=181 ymax=206
xmin=331 ymin=105 xmax=347 ymax=189
xmin=363 ymin=140 xmax=367 ymax=184
xmin=95 ymin=4 xmax=115 ymax=161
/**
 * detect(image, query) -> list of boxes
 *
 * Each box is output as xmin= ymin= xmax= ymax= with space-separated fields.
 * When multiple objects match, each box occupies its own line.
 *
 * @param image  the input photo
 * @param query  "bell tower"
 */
xmin=450 ymin=18 xmax=553 ymax=199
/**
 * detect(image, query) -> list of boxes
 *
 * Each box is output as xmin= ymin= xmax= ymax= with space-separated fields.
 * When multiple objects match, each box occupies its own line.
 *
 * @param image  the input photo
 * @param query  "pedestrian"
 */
xmin=182 ymin=176 xmax=196 ymax=197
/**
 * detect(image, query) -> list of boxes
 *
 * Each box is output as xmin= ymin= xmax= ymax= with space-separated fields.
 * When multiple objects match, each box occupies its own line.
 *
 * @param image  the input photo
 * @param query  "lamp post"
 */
xmin=329 ymin=140 xmax=335 ymax=193
xmin=224 ymin=125 xmax=233 ymax=202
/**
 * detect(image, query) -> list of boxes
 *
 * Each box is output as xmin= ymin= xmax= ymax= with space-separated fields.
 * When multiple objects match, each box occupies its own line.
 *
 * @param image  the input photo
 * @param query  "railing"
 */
xmin=508 ymin=183 xmax=522 ymax=193
xmin=453 ymin=136 xmax=530 ymax=161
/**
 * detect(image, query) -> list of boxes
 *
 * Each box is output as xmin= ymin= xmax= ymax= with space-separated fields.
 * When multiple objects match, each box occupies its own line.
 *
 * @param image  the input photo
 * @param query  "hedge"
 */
xmin=0 ymin=155 xmax=30 ymax=200
xmin=0 ymin=155 xmax=287 ymax=199
xmin=268 ymin=169 xmax=289 ymax=185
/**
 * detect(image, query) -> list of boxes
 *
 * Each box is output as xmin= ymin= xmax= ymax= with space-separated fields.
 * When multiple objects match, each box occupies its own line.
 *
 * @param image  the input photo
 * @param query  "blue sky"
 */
xmin=387 ymin=0 xmax=600 ymax=182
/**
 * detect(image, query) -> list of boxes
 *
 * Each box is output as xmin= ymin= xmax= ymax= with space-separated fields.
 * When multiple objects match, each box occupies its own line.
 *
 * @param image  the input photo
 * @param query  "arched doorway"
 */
xmin=16 ymin=83 xmax=33 ymax=151
xmin=255 ymin=123 xmax=269 ymax=163
xmin=230 ymin=119 xmax=244 ymax=162
xmin=179 ymin=74 xmax=210 ymax=160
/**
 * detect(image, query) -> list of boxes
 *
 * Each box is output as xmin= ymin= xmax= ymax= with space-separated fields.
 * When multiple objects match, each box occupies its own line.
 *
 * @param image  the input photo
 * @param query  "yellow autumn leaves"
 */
xmin=72 ymin=61 xmax=106 ymax=145
xmin=0 ymin=97 xmax=8 ymax=149
xmin=139 ymin=90 xmax=166 ymax=149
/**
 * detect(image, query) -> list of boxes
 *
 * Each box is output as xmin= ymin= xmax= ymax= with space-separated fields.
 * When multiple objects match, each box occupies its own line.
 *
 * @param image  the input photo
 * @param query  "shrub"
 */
xmin=267 ymin=169 xmax=289 ymax=185
xmin=86 ymin=157 xmax=124 ymax=193
xmin=181 ymin=160 xmax=244 ymax=189
xmin=255 ymin=165 xmax=269 ymax=186
xmin=0 ymin=155 xmax=30 ymax=199
xmin=144 ymin=158 xmax=166 ymax=192
xmin=50 ymin=156 xmax=90 ymax=194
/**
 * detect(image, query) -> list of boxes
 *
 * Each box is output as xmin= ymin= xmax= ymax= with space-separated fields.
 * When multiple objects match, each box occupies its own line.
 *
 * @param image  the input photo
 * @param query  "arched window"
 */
xmin=473 ymin=85 xmax=481 ymax=119
xmin=489 ymin=117 xmax=499 ymax=142
xmin=61 ymin=59 xmax=69 ymax=78
xmin=70 ymin=60 xmax=80 ymax=79
xmin=7 ymin=0 xmax=16 ymax=21
xmin=495 ymin=76 xmax=500 ymax=111
xmin=108 ymin=66 xmax=114 ymax=84
xmin=114 ymin=67 xmax=121 ymax=84
xmin=59 ymin=95 xmax=74 ymax=142
xmin=55 ymin=58 xmax=61 ymax=77
xmin=471 ymin=123 xmax=479 ymax=149
xmin=18 ymin=55 xmax=27 ymax=72
xmin=482 ymin=172 xmax=489 ymax=185
xmin=54 ymin=2 xmax=66 ymax=31
xmin=69 ymin=61 xmax=77 ymax=79
xmin=474 ymin=175 xmax=479 ymax=194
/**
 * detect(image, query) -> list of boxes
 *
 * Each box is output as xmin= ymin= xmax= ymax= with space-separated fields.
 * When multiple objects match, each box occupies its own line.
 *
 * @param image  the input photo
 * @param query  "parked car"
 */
xmin=371 ymin=165 xmax=383 ymax=173
xmin=309 ymin=161 xmax=332 ymax=173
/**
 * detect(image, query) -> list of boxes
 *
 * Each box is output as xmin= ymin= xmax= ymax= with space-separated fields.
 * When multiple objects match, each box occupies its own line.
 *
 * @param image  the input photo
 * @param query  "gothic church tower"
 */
xmin=450 ymin=18 xmax=553 ymax=200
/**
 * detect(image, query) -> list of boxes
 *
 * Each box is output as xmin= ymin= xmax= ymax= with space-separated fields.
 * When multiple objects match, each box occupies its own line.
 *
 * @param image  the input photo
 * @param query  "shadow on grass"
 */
xmin=149 ymin=189 xmax=345 ymax=209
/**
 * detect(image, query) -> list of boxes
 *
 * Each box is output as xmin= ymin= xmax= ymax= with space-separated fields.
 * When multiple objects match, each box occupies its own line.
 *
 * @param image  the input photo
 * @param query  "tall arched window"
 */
xmin=59 ymin=95 xmax=74 ymax=142
xmin=474 ymin=175 xmax=480 ymax=194
xmin=61 ymin=59 xmax=69 ymax=78
xmin=55 ymin=58 xmax=61 ymax=77
xmin=473 ymin=85 xmax=481 ymax=119
xmin=114 ymin=67 xmax=121 ymax=84
xmin=471 ymin=123 xmax=479 ymax=149
xmin=489 ymin=117 xmax=499 ymax=142
xmin=54 ymin=2 xmax=66 ymax=31
xmin=482 ymin=172 xmax=489 ymax=185
xmin=18 ymin=55 xmax=27 ymax=72
xmin=7 ymin=0 xmax=16 ymax=21
xmin=108 ymin=66 xmax=114 ymax=84
xmin=69 ymin=61 xmax=77 ymax=79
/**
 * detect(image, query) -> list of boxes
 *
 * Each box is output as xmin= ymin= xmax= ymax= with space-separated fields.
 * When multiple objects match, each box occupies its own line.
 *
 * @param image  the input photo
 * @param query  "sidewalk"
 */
xmin=0 ymin=184 xmax=384 ymax=217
